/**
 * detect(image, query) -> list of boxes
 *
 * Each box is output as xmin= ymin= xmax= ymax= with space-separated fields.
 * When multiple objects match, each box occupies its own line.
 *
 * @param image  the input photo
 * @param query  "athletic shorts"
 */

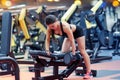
xmin=73 ymin=26 xmax=84 ymax=39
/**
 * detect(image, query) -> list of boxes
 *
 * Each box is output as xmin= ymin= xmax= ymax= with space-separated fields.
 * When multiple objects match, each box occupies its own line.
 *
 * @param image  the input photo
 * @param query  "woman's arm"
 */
xmin=63 ymin=23 xmax=76 ymax=55
xmin=45 ymin=28 xmax=51 ymax=53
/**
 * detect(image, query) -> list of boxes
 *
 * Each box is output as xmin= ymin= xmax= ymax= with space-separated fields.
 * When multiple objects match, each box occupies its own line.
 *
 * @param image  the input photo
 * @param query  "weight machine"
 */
xmin=82 ymin=0 xmax=113 ymax=63
xmin=0 ymin=12 xmax=20 ymax=80
xmin=112 ymin=18 xmax=120 ymax=56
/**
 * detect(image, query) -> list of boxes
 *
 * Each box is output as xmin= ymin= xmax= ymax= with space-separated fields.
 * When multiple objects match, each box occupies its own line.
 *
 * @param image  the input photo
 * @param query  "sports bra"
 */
xmin=60 ymin=22 xmax=85 ymax=39
xmin=60 ymin=22 xmax=72 ymax=37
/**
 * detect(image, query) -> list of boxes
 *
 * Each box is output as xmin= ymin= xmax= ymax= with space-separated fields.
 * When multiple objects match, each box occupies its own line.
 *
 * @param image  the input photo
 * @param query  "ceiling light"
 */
xmin=74 ymin=0 xmax=81 ymax=5
xmin=5 ymin=0 xmax=12 ymax=7
xmin=54 ymin=0 xmax=60 ymax=2
xmin=0 ymin=9 xmax=4 ymax=12
xmin=112 ymin=0 xmax=119 ymax=7
xmin=8 ymin=4 xmax=26 ymax=9
xmin=47 ymin=0 xmax=54 ymax=2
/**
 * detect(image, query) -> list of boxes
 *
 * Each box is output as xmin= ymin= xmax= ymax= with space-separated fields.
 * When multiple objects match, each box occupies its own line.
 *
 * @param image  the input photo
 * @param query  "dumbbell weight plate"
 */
xmin=63 ymin=52 xmax=73 ymax=65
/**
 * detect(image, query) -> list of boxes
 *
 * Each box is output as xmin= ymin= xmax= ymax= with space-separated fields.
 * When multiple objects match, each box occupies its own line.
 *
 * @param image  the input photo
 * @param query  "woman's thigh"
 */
xmin=76 ymin=36 xmax=86 ymax=54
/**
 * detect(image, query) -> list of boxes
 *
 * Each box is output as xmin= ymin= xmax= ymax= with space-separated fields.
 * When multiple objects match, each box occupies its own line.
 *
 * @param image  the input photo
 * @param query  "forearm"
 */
xmin=68 ymin=35 xmax=76 ymax=54
xmin=45 ymin=38 xmax=51 ymax=55
xmin=45 ymin=28 xmax=51 ymax=51
xmin=71 ymin=41 xmax=76 ymax=54
xmin=45 ymin=39 xmax=50 ymax=51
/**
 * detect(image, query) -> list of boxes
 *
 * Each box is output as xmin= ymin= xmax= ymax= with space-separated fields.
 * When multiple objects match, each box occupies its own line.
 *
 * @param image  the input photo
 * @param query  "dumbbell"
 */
xmin=63 ymin=52 xmax=82 ymax=65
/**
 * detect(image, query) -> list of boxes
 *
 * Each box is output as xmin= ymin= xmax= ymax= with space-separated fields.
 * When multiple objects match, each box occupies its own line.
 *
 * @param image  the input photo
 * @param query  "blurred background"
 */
xmin=0 ymin=0 xmax=120 ymax=80
xmin=0 ymin=0 xmax=119 ymax=12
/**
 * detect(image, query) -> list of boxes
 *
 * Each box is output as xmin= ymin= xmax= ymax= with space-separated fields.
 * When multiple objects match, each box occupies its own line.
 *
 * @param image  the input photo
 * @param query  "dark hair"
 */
xmin=45 ymin=15 xmax=57 ymax=25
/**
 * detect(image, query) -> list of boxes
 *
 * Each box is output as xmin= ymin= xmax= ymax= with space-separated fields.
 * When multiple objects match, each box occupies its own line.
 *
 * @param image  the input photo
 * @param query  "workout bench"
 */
xmin=30 ymin=50 xmax=82 ymax=80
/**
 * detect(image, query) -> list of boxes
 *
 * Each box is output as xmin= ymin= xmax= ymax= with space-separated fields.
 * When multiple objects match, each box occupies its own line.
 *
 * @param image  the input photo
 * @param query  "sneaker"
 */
xmin=83 ymin=72 xmax=93 ymax=79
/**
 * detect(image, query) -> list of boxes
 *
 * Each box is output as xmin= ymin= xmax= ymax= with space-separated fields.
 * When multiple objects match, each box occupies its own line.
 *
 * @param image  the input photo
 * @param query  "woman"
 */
xmin=44 ymin=15 xmax=92 ymax=79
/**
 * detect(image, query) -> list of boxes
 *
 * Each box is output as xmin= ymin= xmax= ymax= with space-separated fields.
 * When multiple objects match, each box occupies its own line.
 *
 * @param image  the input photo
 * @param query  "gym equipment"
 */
xmin=63 ymin=52 xmax=82 ymax=65
xmin=95 ymin=7 xmax=114 ymax=48
xmin=15 ymin=8 xmax=31 ymax=60
xmin=75 ymin=1 xmax=112 ymax=75
xmin=85 ymin=0 xmax=103 ymax=29
xmin=26 ymin=6 xmax=47 ymax=34
xmin=26 ymin=6 xmax=64 ymax=52
xmin=98 ymin=30 xmax=114 ymax=48
xmin=0 ymin=12 xmax=20 ymax=80
xmin=88 ymin=9 xmax=113 ymax=62
xmin=70 ymin=0 xmax=112 ymax=63
xmin=0 ymin=12 xmax=14 ymax=57
xmin=112 ymin=18 xmax=120 ymax=56
xmin=92 ymin=10 xmax=113 ymax=59
xmin=61 ymin=0 xmax=81 ymax=22
xmin=14 ymin=8 xmax=41 ymax=61
xmin=25 ymin=6 xmax=47 ymax=49
xmin=19 ymin=8 xmax=31 ymax=40
xmin=29 ymin=50 xmax=88 ymax=80
xmin=0 ymin=57 xmax=20 ymax=80
xmin=11 ymin=14 xmax=24 ymax=55
xmin=14 ymin=6 xmax=58 ymax=61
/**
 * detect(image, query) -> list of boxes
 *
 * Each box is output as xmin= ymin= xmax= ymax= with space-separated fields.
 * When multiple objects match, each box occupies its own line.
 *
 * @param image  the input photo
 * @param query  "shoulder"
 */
xmin=61 ymin=21 xmax=69 ymax=25
xmin=61 ymin=22 xmax=70 ymax=28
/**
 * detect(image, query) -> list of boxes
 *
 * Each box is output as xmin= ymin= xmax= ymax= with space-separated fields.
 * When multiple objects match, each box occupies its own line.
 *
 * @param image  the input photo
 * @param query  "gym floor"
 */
xmin=0 ymin=49 xmax=120 ymax=80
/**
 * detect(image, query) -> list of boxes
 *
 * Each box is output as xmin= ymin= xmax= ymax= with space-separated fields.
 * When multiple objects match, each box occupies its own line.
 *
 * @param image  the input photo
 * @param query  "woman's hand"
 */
xmin=46 ymin=50 xmax=51 ymax=55
xmin=72 ymin=49 xmax=76 ymax=55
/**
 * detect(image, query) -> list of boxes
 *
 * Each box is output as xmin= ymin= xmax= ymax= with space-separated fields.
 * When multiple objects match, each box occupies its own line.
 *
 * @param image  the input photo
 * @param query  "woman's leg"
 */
xmin=76 ymin=36 xmax=91 ymax=73
xmin=61 ymin=38 xmax=71 ymax=53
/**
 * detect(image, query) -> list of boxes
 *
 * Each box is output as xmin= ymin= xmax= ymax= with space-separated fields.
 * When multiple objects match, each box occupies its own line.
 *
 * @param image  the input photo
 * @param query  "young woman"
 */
xmin=44 ymin=15 xmax=92 ymax=79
